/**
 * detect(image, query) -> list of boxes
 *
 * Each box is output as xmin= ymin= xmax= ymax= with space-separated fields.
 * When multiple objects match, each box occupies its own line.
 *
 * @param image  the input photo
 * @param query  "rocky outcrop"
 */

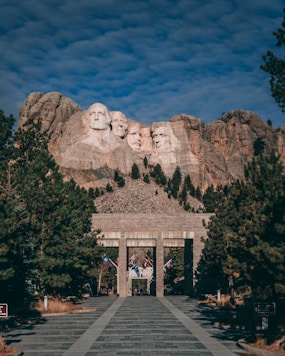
xmin=18 ymin=91 xmax=82 ymax=134
xmin=18 ymin=92 xmax=285 ymax=192
xmin=204 ymin=110 xmax=276 ymax=181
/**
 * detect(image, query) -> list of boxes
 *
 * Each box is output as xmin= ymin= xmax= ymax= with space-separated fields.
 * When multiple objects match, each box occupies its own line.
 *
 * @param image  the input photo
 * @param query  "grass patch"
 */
xmin=33 ymin=298 xmax=81 ymax=314
xmin=0 ymin=334 xmax=17 ymax=355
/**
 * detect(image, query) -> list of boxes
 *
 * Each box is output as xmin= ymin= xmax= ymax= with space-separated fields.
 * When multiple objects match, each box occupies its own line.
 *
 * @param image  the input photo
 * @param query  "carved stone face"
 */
xmin=111 ymin=112 xmax=128 ymax=138
xmin=127 ymin=124 xmax=141 ymax=151
xmin=152 ymin=126 xmax=171 ymax=152
xmin=87 ymin=103 xmax=111 ymax=130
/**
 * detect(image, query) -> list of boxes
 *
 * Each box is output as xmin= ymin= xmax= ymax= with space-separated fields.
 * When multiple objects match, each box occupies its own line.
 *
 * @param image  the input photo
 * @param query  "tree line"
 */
xmin=0 ymin=114 xmax=103 ymax=306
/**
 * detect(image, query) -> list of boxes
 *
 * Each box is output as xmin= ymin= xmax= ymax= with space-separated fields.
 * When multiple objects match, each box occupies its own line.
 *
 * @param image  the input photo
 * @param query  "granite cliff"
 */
xmin=18 ymin=91 xmax=285 ymax=193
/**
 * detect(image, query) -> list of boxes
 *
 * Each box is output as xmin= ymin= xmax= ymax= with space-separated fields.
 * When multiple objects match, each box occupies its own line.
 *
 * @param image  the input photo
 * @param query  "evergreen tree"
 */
xmin=88 ymin=188 xmax=96 ymax=199
xmin=150 ymin=164 xmax=167 ymax=185
xmin=117 ymin=176 xmax=125 ymax=187
xmin=143 ymin=156 xmax=148 ymax=169
xmin=253 ymin=137 xmax=265 ymax=156
xmin=114 ymin=169 xmax=120 ymax=182
xmin=170 ymin=166 xmax=182 ymax=199
xmin=143 ymin=174 xmax=150 ymax=184
xmin=114 ymin=170 xmax=125 ymax=187
xmin=202 ymin=185 xmax=226 ymax=213
xmin=164 ymin=248 xmax=184 ymax=284
xmin=11 ymin=120 xmax=98 ymax=297
xmin=0 ymin=110 xmax=14 ymax=177
xmin=196 ymin=152 xmax=285 ymax=298
xmin=0 ymin=111 xmax=29 ymax=303
xmin=195 ymin=186 xmax=202 ymax=201
xmin=261 ymin=8 xmax=285 ymax=112
xmin=106 ymin=183 xmax=113 ymax=192
xmin=184 ymin=174 xmax=195 ymax=194
xmin=95 ymin=187 xmax=100 ymax=197
xmin=131 ymin=163 xmax=140 ymax=179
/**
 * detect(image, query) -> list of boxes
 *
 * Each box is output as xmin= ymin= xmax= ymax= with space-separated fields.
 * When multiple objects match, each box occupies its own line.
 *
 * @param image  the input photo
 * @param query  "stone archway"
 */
xmin=92 ymin=213 xmax=212 ymax=297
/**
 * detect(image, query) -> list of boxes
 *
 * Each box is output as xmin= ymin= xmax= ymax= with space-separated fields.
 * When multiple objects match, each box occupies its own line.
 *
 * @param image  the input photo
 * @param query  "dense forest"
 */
xmin=0 ymin=114 xmax=105 ymax=306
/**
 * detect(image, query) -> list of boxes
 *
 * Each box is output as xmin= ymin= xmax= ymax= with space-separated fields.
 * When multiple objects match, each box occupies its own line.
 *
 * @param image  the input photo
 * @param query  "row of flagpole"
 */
xmin=102 ymin=254 xmax=176 ymax=293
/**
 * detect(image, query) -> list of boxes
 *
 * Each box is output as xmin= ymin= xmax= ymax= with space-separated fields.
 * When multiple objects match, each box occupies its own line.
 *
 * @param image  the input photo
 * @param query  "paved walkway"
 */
xmin=4 ymin=296 xmax=249 ymax=355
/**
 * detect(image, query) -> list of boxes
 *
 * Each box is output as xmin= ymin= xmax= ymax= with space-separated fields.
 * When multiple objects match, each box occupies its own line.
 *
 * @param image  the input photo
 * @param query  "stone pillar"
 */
xmin=184 ymin=238 xmax=193 ymax=296
xmin=118 ymin=232 xmax=127 ymax=297
xmin=156 ymin=233 xmax=164 ymax=297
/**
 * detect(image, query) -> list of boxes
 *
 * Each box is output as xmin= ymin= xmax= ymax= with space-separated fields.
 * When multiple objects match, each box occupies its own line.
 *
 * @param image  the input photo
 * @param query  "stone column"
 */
xmin=184 ymin=238 xmax=193 ymax=296
xmin=156 ymin=233 xmax=164 ymax=297
xmin=118 ymin=232 xmax=127 ymax=297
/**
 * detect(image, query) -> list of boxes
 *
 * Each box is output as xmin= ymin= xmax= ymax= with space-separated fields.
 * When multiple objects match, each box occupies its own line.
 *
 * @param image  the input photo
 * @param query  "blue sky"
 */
xmin=0 ymin=0 xmax=284 ymax=128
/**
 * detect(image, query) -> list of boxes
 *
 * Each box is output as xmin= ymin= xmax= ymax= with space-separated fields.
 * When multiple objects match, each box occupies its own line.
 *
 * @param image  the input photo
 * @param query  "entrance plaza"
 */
xmin=5 ymin=296 xmax=246 ymax=355
xmin=4 ymin=214 xmax=247 ymax=355
xmin=93 ymin=213 xmax=212 ymax=297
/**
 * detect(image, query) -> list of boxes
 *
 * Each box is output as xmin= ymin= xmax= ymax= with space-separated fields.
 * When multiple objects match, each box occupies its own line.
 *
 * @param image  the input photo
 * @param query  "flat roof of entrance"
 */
xmin=92 ymin=213 xmax=212 ymax=232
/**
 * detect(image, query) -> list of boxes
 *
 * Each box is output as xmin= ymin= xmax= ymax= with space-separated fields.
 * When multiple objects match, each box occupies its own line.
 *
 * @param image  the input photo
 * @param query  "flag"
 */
xmin=134 ymin=265 xmax=140 ymax=277
xmin=143 ymin=255 xmax=153 ymax=268
xmin=129 ymin=254 xmax=137 ymax=268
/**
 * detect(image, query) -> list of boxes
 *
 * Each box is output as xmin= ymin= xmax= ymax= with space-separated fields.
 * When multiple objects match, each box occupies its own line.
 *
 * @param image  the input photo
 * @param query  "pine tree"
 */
xmin=106 ymin=183 xmax=113 ymax=192
xmin=0 ymin=112 xmax=30 ymax=303
xmin=143 ymin=156 xmax=148 ymax=169
xmin=253 ymin=137 xmax=265 ymax=156
xmin=150 ymin=164 xmax=167 ymax=185
xmin=143 ymin=174 xmax=150 ymax=184
xmin=131 ymin=163 xmax=140 ymax=179
xmin=184 ymin=174 xmax=195 ymax=195
xmin=95 ymin=187 xmax=100 ymax=197
xmin=202 ymin=185 xmax=226 ymax=213
xmin=114 ymin=170 xmax=125 ymax=187
xmin=196 ymin=152 xmax=285 ymax=298
xmin=117 ymin=176 xmax=125 ymax=187
xmin=170 ymin=166 xmax=182 ymax=198
xmin=195 ymin=186 xmax=202 ymax=201
xmin=261 ymin=8 xmax=285 ymax=112
xmin=11 ymin=120 xmax=98 ymax=297
xmin=114 ymin=170 xmax=120 ymax=182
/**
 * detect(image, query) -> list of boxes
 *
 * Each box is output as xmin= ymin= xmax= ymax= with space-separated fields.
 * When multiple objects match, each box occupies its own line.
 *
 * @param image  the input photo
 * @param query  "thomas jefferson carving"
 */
xmin=111 ymin=111 xmax=128 ymax=139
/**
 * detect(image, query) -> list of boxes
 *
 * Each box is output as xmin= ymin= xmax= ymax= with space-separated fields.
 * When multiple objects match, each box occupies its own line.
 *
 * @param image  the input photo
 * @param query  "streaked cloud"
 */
xmin=0 ymin=0 xmax=284 ymax=127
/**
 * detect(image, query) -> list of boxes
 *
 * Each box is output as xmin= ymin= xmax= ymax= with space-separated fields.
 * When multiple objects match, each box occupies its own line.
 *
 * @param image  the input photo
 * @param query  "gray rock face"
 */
xmin=18 ymin=92 xmax=285 ymax=191
xmin=18 ymin=92 xmax=82 ymax=133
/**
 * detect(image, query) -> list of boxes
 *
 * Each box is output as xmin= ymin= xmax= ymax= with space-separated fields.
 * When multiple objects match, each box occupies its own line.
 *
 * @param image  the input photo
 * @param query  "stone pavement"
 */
xmin=4 ymin=296 xmax=250 ymax=355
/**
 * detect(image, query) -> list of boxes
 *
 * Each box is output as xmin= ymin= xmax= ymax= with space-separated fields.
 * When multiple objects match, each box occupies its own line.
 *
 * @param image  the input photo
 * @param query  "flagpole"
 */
xmin=103 ymin=255 xmax=119 ymax=295
xmin=163 ymin=255 xmax=176 ymax=273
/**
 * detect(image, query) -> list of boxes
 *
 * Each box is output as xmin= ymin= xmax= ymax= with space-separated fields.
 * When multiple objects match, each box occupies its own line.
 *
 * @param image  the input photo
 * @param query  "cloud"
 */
xmin=0 ymin=0 xmax=284 ymax=128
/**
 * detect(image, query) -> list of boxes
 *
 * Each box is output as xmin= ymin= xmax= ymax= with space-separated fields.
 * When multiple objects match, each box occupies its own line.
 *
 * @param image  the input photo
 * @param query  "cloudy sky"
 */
xmin=0 ymin=0 xmax=284 ymax=128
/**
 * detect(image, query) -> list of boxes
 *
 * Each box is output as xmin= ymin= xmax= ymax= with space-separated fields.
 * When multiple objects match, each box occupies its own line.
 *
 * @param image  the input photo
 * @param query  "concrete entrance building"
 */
xmin=92 ymin=213 xmax=212 ymax=297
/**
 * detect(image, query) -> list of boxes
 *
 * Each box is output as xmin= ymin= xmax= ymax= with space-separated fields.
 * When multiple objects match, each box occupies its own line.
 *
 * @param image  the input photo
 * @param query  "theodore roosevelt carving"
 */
xmin=127 ymin=122 xmax=142 ymax=152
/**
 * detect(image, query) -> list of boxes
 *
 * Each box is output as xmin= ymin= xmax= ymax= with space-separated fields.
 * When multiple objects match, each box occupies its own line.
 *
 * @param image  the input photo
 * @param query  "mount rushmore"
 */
xmin=18 ymin=91 xmax=285 ymax=192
